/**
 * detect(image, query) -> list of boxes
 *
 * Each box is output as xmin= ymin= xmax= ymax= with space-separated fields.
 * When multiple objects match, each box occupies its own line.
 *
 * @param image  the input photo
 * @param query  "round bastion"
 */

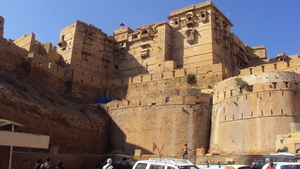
xmin=211 ymin=71 xmax=300 ymax=155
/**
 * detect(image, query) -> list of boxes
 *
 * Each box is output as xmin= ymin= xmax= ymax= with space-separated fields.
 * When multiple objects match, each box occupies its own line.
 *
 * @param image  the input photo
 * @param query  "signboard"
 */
xmin=0 ymin=130 xmax=49 ymax=149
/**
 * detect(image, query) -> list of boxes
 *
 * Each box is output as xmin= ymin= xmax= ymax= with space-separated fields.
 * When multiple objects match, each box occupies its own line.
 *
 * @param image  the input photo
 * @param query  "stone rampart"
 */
xmin=211 ymin=71 xmax=300 ymax=155
xmin=107 ymin=93 xmax=212 ymax=156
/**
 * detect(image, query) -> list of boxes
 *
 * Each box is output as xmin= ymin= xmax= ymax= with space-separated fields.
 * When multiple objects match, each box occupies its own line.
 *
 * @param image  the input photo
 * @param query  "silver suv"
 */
xmin=132 ymin=158 xmax=199 ymax=169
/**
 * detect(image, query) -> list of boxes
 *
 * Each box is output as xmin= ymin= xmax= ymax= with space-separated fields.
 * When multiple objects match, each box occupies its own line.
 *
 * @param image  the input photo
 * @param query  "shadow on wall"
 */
xmin=107 ymin=118 xmax=155 ymax=156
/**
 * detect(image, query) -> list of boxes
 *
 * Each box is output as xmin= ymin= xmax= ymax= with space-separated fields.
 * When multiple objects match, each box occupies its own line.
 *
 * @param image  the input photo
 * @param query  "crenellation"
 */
xmin=132 ymin=75 xmax=142 ymax=83
xmin=174 ymin=69 xmax=186 ymax=77
xmin=128 ymin=99 xmax=141 ymax=107
xmin=108 ymin=95 xmax=211 ymax=110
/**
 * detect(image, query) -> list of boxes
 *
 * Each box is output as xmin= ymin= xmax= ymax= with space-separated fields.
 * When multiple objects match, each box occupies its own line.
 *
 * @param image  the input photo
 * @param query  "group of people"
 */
xmin=34 ymin=157 xmax=65 ymax=169
xmin=34 ymin=157 xmax=113 ymax=169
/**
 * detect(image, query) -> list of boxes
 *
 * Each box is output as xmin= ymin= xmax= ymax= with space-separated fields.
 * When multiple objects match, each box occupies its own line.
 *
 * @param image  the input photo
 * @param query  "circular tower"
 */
xmin=211 ymin=71 xmax=300 ymax=155
xmin=0 ymin=16 xmax=4 ymax=38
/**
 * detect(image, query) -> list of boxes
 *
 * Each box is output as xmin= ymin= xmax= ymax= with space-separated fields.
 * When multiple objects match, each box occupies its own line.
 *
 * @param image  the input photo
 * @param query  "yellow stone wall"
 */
xmin=212 ymin=71 xmax=300 ymax=155
xmin=240 ymin=57 xmax=300 ymax=76
xmin=1 ymin=0 xmax=299 ymax=159
xmin=287 ymin=132 xmax=300 ymax=153
xmin=108 ymin=94 xmax=212 ymax=156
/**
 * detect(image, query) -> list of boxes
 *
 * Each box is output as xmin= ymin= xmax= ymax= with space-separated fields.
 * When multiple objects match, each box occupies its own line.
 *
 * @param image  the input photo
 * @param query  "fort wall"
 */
xmin=106 ymin=63 xmax=223 ymax=100
xmin=0 ymin=38 xmax=28 ymax=70
xmin=107 ymin=94 xmax=212 ymax=156
xmin=211 ymin=71 xmax=300 ymax=155
xmin=29 ymin=52 xmax=66 ymax=93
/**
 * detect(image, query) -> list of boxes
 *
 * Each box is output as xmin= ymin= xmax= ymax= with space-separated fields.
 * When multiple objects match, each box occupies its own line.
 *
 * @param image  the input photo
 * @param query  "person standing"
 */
xmin=34 ymin=159 xmax=42 ymax=169
xmin=102 ymin=158 xmax=114 ymax=169
xmin=267 ymin=162 xmax=275 ymax=169
xmin=181 ymin=144 xmax=192 ymax=159
xmin=55 ymin=160 xmax=65 ymax=169
xmin=40 ymin=157 xmax=51 ymax=169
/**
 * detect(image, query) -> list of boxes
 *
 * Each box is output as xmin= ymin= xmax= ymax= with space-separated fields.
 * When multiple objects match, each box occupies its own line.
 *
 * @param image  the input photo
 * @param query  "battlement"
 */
xmin=29 ymin=52 xmax=65 ymax=78
xmin=169 ymin=1 xmax=212 ymax=16
xmin=108 ymin=94 xmax=211 ymax=110
xmin=240 ymin=56 xmax=300 ymax=76
xmin=107 ymin=63 xmax=223 ymax=87
xmin=214 ymin=71 xmax=300 ymax=102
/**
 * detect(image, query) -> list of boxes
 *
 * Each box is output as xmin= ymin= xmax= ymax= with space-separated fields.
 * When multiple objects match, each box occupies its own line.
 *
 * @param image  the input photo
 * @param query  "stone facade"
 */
xmin=0 ymin=1 xmax=299 ymax=168
xmin=212 ymin=71 xmax=300 ymax=155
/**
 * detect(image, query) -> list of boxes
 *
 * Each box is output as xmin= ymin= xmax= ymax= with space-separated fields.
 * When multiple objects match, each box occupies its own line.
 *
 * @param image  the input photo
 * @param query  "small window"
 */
xmin=165 ymin=97 xmax=170 ymax=103
xmin=150 ymin=165 xmax=164 ymax=169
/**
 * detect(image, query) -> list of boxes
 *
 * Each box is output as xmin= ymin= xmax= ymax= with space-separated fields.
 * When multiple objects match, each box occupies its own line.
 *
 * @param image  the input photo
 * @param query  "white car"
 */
xmin=261 ymin=162 xmax=300 ymax=169
xmin=132 ymin=158 xmax=199 ymax=169
xmin=197 ymin=164 xmax=250 ymax=169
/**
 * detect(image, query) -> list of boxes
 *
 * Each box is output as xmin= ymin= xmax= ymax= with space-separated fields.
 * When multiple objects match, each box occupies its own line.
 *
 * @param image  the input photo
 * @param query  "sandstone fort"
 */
xmin=0 ymin=1 xmax=299 ymax=168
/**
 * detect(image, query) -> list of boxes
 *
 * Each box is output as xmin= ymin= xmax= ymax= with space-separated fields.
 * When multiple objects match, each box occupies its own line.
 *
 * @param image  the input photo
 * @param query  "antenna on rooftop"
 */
xmin=120 ymin=23 xmax=125 ymax=28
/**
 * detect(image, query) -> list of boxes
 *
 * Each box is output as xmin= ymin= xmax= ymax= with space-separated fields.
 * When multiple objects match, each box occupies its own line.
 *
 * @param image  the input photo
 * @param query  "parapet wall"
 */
xmin=240 ymin=57 xmax=300 ymax=76
xmin=109 ymin=94 xmax=211 ymax=109
xmin=106 ymin=63 xmax=222 ymax=100
xmin=108 ymin=63 xmax=223 ymax=86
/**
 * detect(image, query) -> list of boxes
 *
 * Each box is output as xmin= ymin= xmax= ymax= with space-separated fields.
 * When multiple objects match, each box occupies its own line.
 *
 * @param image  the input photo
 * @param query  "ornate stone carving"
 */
xmin=185 ymin=29 xmax=196 ymax=44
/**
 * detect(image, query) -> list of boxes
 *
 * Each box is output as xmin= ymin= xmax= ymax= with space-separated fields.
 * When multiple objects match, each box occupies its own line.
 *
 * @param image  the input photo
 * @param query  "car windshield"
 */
xmin=281 ymin=165 xmax=300 ymax=169
xmin=238 ymin=167 xmax=251 ymax=169
xmin=178 ymin=166 xmax=199 ymax=169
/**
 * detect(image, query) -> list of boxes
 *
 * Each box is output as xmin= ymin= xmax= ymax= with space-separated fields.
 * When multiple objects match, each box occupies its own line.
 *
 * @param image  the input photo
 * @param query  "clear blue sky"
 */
xmin=1 ymin=0 xmax=299 ymax=59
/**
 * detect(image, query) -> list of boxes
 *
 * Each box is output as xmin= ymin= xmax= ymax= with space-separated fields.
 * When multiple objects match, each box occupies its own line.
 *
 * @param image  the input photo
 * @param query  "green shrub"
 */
xmin=235 ymin=77 xmax=252 ymax=92
xmin=277 ymin=147 xmax=288 ymax=152
xmin=186 ymin=74 xmax=195 ymax=83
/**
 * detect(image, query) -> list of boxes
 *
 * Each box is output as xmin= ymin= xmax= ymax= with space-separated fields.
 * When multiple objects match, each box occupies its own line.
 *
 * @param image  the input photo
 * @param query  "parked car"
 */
xmin=250 ymin=161 xmax=264 ymax=169
xmin=113 ymin=161 xmax=134 ymax=169
xmin=197 ymin=164 xmax=250 ymax=169
xmin=132 ymin=158 xmax=199 ymax=169
xmin=261 ymin=162 xmax=300 ymax=169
